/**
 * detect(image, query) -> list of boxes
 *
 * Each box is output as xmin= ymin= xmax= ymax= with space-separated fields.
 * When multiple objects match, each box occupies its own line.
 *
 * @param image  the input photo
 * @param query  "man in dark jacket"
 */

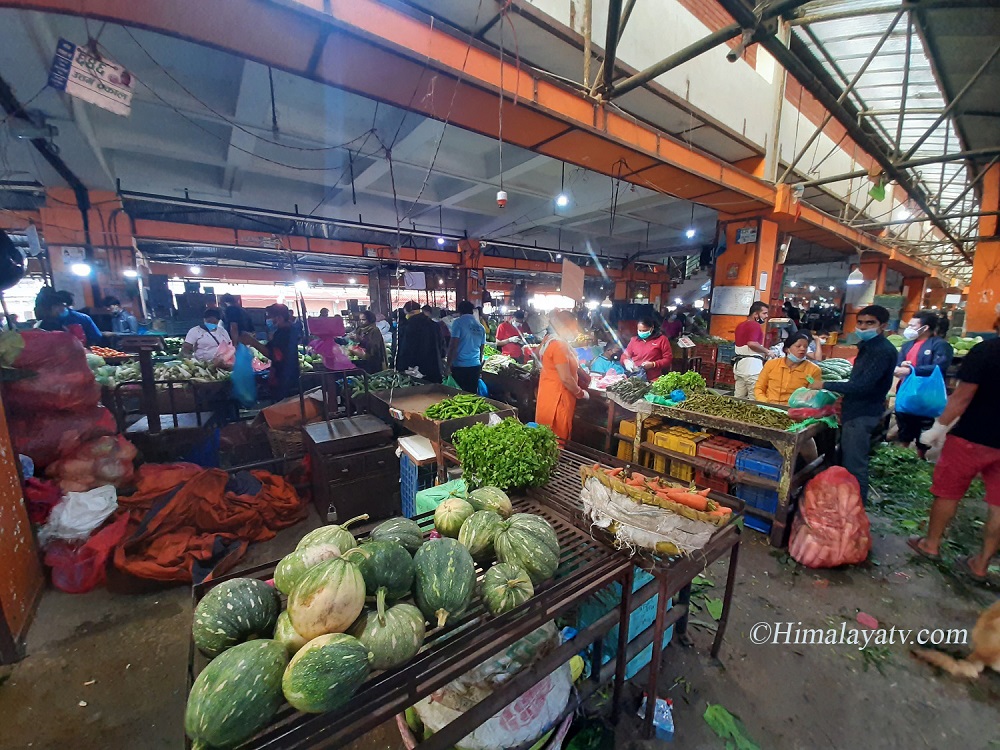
xmin=893 ymin=309 xmax=953 ymax=455
xmin=396 ymin=300 xmax=444 ymax=382
xmin=809 ymin=305 xmax=898 ymax=503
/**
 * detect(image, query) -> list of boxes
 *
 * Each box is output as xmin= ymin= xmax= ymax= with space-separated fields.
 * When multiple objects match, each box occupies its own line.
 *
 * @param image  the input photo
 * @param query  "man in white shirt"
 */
xmin=182 ymin=308 xmax=232 ymax=362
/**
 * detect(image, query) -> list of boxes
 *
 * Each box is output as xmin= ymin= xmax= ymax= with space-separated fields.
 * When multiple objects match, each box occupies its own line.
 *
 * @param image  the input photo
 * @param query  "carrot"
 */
xmin=666 ymin=492 xmax=709 ymax=512
xmin=661 ymin=486 xmax=691 ymax=495
xmin=630 ymin=472 xmax=647 ymax=482
xmin=607 ymin=467 xmax=624 ymax=477
xmin=593 ymin=463 xmax=601 ymax=471
xmin=696 ymin=488 xmax=712 ymax=497
xmin=710 ymin=506 xmax=733 ymax=516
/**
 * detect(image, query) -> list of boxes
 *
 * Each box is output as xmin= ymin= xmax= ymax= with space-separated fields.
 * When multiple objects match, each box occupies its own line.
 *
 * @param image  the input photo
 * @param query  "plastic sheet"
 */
xmin=38 ymin=485 xmax=118 ymax=546
xmin=788 ymin=387 xmax=839 ymax=409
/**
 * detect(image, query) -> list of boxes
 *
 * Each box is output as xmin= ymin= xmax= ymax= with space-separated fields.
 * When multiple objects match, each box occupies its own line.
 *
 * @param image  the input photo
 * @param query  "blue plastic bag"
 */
xmin=895 ymin=365 xmax=947 ymax=418
xmin=477 ymin=378 xmax=489 ymax=397
xmin=231 ymin=343 xmax=257 ymax=408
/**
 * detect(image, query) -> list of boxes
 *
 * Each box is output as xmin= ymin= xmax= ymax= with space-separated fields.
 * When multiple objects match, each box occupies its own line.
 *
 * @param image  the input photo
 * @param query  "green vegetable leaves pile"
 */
xmin=453 ymin=418 xmax=559 ymax=490
xmin=649 ymin=370 xmax=706 ymax=397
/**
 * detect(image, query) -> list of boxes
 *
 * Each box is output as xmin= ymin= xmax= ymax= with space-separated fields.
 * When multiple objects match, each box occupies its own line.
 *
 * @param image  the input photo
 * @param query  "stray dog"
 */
xmin=912 ymin=601 xmax=1000 ymax=678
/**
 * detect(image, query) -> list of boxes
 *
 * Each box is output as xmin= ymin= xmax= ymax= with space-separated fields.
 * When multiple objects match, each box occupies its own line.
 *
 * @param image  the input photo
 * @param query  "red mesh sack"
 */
xmin=4 ymin=330 xmax=100 ymax=414
xmin=44 ymin=513 xmax=130 ymax=593
xmin=24 ymin=477 xmax=62 ymax=525
xmin=10 ymin=405 xmax=118 ymax=468
xmin=47 ymin=435 xmax=138 ymax=492
xmin=788 ymin=466 xmax=871 ymax=568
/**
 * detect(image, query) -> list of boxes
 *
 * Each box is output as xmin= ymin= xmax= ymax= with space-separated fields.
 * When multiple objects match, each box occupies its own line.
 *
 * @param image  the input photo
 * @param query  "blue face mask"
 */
xmin=786 ymin=353 xmax=804 ymax=364
xmin=204 ymin=322 xmax=218 ymax=331
xmin=266 ymin=319 xmax=276 ymax=332
xmin=637 ymin=330 xmax=652 ymax=340
xmin=856 ymin=327 xmax=879 ymax=341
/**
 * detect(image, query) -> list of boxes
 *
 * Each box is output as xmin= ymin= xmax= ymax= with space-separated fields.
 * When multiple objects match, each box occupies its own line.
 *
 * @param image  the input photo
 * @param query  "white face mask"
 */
xmin=902 ymin=326 xmax=922 ymax=341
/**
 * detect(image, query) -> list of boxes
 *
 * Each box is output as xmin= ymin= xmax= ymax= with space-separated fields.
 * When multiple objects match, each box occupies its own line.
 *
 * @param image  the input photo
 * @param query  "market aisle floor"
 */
xmin=1 ymin=514 xmax=997 ymax=749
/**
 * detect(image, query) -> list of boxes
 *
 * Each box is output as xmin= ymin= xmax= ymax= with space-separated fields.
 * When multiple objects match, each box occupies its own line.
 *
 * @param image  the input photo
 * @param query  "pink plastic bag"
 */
xmin=44 ymin=513 xmax=130 ymax=593
xmin=789 ymin=466 xmax=871 ymax=568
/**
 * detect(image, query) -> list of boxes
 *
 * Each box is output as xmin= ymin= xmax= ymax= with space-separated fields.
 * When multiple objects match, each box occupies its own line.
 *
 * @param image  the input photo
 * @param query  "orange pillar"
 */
xmin=457 ymin=239 xmax=484 ymax=305
xmin=842 ymin=261 xmax=887 ymax=334
xmin=900 ymin=276 xmax=927 ymax=325
xmin=709 ymin=218 xmax=779 ymax=341
xmin=966 ymin=164 xmax=1000 ymax=333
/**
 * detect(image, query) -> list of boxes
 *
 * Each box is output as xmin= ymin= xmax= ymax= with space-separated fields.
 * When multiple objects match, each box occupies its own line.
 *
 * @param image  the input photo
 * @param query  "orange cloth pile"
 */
xmin=112 ymin=463 xmax=306 ymax=586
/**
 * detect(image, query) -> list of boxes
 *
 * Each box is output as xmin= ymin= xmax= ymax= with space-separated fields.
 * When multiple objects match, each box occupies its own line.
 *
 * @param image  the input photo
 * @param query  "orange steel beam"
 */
xmin=0 ymin=0 xmax=921 ymax=274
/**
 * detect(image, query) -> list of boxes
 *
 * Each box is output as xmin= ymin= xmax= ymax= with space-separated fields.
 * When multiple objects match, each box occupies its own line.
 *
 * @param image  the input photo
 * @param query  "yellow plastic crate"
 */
xmin=617 ymin=420 xmax=636 ymax=461
xmin=656 ymin=427 xmax=711 ymax=482
xmin=651 ymin=430 xmax=670 ymax=474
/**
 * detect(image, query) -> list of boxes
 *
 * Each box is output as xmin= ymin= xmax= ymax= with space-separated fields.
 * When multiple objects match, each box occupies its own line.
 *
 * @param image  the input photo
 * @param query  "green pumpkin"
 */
xmin=295 ymin=514 xmax=369 ymax=552
xmin=457 ymin=510 xmax=503 ymax=563
xmin=348 ymin=588 xmax=426 ymax=671
xmin=468 ymin=486 xmax=513 ymax=519
xmin=413 ymin=538 xmax=476 ymax=628
xmin=273 ymin=611 xmax=308 ymax=656
xmin=481 ymin=562 xmax=534 ymax=616
xmin=370 ymin=517 xmax=424 ymax=554
xmin=357 ymin=540 xmax=415 ymax=602
xmin=434 ymin=497 xmax=474 ymax=538
xmin=192 ymin=578 xmax=281 ymax=658
xmin=494 ymin=514 xmax=560 ymax=586
xmin=274 ymin=542 xmax=343 ymax=595
xmin=282 ymin=633 xmax=371 ymax=714
xmin=287 ymin=547 xmax=369 ymax=641
xmin=185 ymin=639 xmax=287 ymax=750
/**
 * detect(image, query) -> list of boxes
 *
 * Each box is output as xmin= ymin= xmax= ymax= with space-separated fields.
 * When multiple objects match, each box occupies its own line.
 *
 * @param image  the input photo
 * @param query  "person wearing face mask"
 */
xmin=622 ymin=317 xmax=672 ymax=380
xmin=808 ymin=305 xmax=897 ymax=504
xmin=732 ymin=301 xmax=773 ymax=399
xmin=536 ymin=310 xmax=590 ymax=441
xmin=893 ymin=310 xmax=952 ymax=455
xmin=183 ymin=308 xmax=232 ymax=362
xmin=753 ymin=332 xmax=822 ymax=404
xmin=242 ymin=304 xmax=300 ymax=400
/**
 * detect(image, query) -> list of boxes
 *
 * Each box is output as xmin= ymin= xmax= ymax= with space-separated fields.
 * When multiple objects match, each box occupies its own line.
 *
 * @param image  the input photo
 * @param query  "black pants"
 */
xmin=451 ymin=365 xmax=482 ymax=394
xmin=895 ymin=412 xmax=933 ymax=452
xmin=840 ymin=414 xmax=882 ymax=505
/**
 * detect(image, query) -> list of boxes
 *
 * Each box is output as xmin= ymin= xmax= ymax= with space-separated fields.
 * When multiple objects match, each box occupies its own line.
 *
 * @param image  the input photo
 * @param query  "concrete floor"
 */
xmin=2 ymin=509 xmax=998 ymax=750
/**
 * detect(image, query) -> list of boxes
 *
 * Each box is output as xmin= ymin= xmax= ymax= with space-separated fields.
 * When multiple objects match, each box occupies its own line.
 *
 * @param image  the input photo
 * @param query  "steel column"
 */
xmin=599 ymin=0 xmax=624 ymax=95
xmin=894 ymin=12 xmax=914 ymax=156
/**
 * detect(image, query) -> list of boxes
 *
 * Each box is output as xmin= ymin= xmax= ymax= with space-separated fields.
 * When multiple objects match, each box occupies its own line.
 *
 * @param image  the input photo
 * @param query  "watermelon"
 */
xmin=287 ymin=547 xmax=368 ymax=640
xmin=185 ymin=639 xmax=287 ymax=750
xmin=481 ymin=562 xmax=534 ymax=616
xmin=192 ymin=578 xmax=281 ymax=658
xmin=282 ymin=633 xmax=371 ymax=713
xmin=468 ymin=486 xmax=513 ymax=518
xmin=494 ymin=513 xmax=560 ymax=586
xmin=273 ymin=611 xmax=308 ymax=656
xmin=358 ymin=540 xmax=415 ymax=601
xmin=348 ymin=588 xmax=426 ymax=670
xmin=413 ymin=538 xmax=476 ymax=628
xmin=295 ymin=514 xmax=368 ymax=552
xmin=434 ymin=497 xmax=474 ymax=538
xmin=274 ymin=542 xmax=343 ymax=595
xmin=457 ymin=510 xmax=502 ymax=563
xmin=370 ymin=517 xmax=424 ymax=553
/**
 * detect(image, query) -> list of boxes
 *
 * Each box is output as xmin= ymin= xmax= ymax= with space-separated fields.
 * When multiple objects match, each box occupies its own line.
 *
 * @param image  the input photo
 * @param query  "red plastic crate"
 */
xmin=699 ymin=362 xmax=716 ymax=387
xmin=695 ymin=470 xmax=729 ymax=494
xmin=693 ymin=344 xmax=718 ymax=364
xmin=697 ymin=435 xmax=748 ymax=467
xmin=714 ymin=362 xmax=735 ymax=385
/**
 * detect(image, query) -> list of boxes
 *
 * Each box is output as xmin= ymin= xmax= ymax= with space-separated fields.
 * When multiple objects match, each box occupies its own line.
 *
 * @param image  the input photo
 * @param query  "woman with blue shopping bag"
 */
xmin=893 ymin=311 xmax=952 ymax=457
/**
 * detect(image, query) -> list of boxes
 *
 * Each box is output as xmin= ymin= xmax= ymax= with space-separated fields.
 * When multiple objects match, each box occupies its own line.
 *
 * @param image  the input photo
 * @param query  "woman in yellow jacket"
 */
xmin=754 ymin=332 xmax=823 ymax=404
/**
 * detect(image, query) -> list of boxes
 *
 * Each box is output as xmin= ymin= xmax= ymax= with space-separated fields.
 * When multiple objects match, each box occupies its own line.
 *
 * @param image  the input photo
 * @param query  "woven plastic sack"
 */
xmin=788 ymin=387 xmax=839 ymax=409
xmin=788 ymin=466 xmax=871 ymax=568
xmin=895 ymin=365 xmax=947 ymax=418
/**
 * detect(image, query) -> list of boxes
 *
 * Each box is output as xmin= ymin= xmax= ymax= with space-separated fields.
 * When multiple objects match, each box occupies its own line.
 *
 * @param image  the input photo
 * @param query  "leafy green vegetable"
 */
xmin=705 ymin=597 xmax=724 ymax=621
xmin=703 ymin=704 xmax=760 ymax=750
xmin=453 ymin=418 xmax=559 ymax=490
xmin=649 ymin=370 xmax=706 ymax=396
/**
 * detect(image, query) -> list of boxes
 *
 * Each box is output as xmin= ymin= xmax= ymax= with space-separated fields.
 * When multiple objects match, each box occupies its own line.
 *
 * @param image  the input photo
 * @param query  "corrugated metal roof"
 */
xmin=791 ymin=0 xmax=996 ymax=277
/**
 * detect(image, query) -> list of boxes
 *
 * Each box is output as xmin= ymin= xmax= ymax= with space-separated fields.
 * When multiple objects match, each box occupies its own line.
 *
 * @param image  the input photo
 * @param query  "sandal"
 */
xmin=906 ymin=536 xmax=940 ymax=561
xmin=957 ymin=556 xmax=988 ymax=583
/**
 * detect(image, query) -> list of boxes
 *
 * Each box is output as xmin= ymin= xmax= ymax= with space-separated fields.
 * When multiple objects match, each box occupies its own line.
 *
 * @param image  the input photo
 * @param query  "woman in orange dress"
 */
xmin=535 ymin=310 xmax=590 ymax=441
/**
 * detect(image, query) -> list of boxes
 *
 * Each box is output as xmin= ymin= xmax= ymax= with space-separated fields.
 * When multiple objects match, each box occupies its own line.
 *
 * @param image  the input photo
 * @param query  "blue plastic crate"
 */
xmin=735 ymin=484 xmax=779 ymax=534
xmin=576 ymin=567 xmax=673 ymax=680
xmin=716 ymin=343 xmax=735 ymax=364
xmin=400 ymin=453 xmax=436 ymax=518
xmin=735 ymin=446 xmax=783 ymax=482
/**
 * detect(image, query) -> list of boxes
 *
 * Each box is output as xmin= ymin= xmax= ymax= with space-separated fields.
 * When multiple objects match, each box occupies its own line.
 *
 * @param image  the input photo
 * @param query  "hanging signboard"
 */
xmin=735 ymin=226 xmax=758 ymax=245
xmin=560 ymin=258 xmax=585 ymax=302
xmin=710 ymin=285 xmax=757 ymax=316
xmin=48 ymin=38 xmax=133 ymax=116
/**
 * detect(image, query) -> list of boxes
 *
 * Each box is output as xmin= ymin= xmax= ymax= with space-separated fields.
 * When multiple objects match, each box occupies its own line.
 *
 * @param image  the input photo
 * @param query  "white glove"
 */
xmin=920 ymin=419 xmax=951 ymax=449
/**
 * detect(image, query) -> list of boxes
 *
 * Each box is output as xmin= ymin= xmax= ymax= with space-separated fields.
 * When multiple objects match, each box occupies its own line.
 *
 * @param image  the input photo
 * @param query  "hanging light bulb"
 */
xmin=71 ymin=262 xmax=91 ymax=277
xmin=189 ymin=265 xmax=202 ymax=275
xmin=555 ymin=194 xmax=570 ymax=208
xmin=123 ymin=269 xmax=139 ymax=279
xmin=601 ymin=296 xmax=613 ymax=308
xmin=685 ymin=228 xmax=696 ymax=239
xmin=294 ymin=279 xmax=310 ymax=291
xmin=437 ymin=236 xmax=445 ymax=246
xmin=789 ymin=281 xmax=797 ymax=288
xmin=846 ymin=267 xmax=865 ymax=285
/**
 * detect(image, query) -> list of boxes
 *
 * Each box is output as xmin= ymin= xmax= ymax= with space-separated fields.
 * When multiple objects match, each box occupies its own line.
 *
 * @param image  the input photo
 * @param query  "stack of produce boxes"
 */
xmin=733 ymin=446 xmax=783 ymax=533
xmin=617 ymin=417 xmax=664 ymax=466
xmin=695 ymin=436 xmax=748 ymax=494
xmin=653 ymin=426 xmax=711 ymax=480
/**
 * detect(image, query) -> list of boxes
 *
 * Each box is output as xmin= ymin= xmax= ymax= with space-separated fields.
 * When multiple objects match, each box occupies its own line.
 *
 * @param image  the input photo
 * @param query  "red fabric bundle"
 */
xmin=4 ymin=330 xmax=100 ymax=414
xmin=23 ymin=477 xmax=62 ymax=525
xmin=789 ymin=466 xmax=871 ymax=568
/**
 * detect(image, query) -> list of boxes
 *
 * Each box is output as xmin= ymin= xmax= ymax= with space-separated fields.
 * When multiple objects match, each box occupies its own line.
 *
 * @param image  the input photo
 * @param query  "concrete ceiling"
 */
xmin=0 ymin=9 xmax=719 ymax=264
